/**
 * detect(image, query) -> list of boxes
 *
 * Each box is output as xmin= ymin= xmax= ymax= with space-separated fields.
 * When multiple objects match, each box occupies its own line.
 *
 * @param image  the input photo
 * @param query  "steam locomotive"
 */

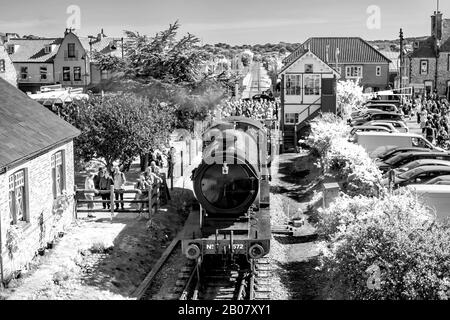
xmin=181 ymin=116 xmax=272 ymax=264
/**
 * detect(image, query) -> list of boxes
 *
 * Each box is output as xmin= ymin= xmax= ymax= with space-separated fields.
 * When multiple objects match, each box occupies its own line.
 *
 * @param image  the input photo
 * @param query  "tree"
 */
xmin=336 ymin=80 xmax=366 ymax=120
xmin=72 ymin=93 xmax=176 ymax=171
xmin=92 ymin=21 xmax=233 ymax=130
xmin=241 ymin=53 xmax=252 ymax=67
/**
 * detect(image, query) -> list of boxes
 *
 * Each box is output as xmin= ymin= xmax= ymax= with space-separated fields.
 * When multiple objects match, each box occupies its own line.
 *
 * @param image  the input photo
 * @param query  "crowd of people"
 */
xmin=83 ymin=148 xmax=176 ymax=217
xmin=407 ymin=92 xmax=450 ymax=148
xmin=219 ymin=98 xmax=279 ymax=120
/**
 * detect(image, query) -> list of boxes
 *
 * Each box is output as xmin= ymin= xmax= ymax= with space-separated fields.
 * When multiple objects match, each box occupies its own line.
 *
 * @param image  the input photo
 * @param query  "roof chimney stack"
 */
xmin=431 ymin=11 xmax=443 ymax=40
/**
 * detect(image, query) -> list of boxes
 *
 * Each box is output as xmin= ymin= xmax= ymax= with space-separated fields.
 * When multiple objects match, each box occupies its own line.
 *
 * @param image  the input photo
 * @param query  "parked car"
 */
xmin=365 ymin=120 xmax=409 ymax=133
xmin=377 ymin=151 xmax=450 ymax=172
xmin=364 ymin=99 xmax=401 ymax=108
xmin=382 ymin=166 xmax=450 ymax=187
xmin=349 ymin=126 xmax=392 ymax=142
xmin=354 ymin=132 xmax=441 ymax=158
xmin=383 ymin=159 xmax=450 ymax=178
xmin=375 ymin=147 xmax=432 ymax=162
xmin=364 ymin=103 xmax=399 ymax=113
xmin=351 ymin=112 xmax=404 ymax=126
xmin=362 ymin=121 xmax=399 ymax=133
xmin=409 ymin=185 xmax=450 ymax=221
xmin=351 ymin=109 xmax=380 ymax=119
xmin=425 ymin=175 xmax=450 ymax=185
xmin=252 ymin=94 xmax=275 ymax=101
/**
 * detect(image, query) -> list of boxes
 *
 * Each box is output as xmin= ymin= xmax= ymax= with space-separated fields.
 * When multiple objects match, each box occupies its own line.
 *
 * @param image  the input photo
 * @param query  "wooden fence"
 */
xmin=74 ymin=182 xmax=160 ymax=221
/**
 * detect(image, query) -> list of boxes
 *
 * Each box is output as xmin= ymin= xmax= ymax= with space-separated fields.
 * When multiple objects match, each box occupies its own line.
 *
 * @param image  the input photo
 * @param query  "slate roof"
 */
xmin=6 ymin=38 xmax=63 ymax=63
xmin=283 ymin=37 xmax=391 ymax=72
xmin=79 ymin=37 xmax=124 ymax=60
xmin=378 ymin=50 xmax=400 ymax=73
xmin=0 ymin=78 xmax=80 ymax=169
xmin=408 ymin=36 xmax=437 ymax=58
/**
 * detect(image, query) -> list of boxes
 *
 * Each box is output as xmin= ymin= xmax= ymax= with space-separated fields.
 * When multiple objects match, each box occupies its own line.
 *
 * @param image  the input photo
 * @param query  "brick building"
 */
xmin=286 ymin=38 xmax=391 ymax=93
xmin=0 ymin=78 xmax=80 ymax=284
xmin=406 ymin=11 xmax=450 ymax=98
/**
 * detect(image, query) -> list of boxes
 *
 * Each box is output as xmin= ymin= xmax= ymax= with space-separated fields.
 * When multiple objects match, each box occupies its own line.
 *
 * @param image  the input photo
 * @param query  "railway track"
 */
xmin=177 ymin=258 xmax=272 ymax=301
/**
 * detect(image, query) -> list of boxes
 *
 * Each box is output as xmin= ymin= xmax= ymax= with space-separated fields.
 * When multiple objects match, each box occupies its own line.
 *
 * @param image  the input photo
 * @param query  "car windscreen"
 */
xmin=398 ymin=168 xmax=421 ymax=179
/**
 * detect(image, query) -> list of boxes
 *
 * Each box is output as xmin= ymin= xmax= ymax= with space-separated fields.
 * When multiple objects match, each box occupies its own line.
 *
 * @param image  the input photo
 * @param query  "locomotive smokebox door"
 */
xmin=222 ymin=162 xmax=229 ymax=175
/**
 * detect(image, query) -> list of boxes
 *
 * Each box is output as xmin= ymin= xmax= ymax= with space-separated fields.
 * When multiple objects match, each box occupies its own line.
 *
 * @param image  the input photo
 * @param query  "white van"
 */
xmin=354 ymin=132 xmax=444 ymax=158
xmin=409 ymin=185 xmax=450 ymax=222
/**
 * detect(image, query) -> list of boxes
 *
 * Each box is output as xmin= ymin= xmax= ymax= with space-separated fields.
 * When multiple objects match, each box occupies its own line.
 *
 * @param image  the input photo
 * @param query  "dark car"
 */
xmin=375 ymin=147 xmax=431 ymax=162
xmin=351 ymin=109 xmax=390 ymax=119
xmin=382 ymin=166 xmax=450 ymax=187
xmin=252 ymin=94 xmax=275 ymax=101
xmin=351 ymin=111 xmax=403 ymax=126
xmin=425 ymin=175 xmax=450 ymax=185
xmin=383 ymin=159 xmax=450 ymax=178
xmin=364 ymin=99 xmax=401 ymax=108
xmin=377 ymin=151 xmax=450 ymax=173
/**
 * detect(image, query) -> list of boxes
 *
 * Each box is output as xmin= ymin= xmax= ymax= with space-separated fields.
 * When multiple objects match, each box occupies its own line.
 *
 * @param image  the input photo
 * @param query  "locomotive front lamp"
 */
xmin=222 ymin=162 xmax=229 ymax=175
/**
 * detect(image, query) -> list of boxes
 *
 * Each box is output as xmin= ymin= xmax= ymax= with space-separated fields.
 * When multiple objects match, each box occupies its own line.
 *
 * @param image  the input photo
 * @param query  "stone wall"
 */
xmin=0 ymin=141 xmax=75 ymax=282
xmin=0 ymin=46 xmax=17 ymax=87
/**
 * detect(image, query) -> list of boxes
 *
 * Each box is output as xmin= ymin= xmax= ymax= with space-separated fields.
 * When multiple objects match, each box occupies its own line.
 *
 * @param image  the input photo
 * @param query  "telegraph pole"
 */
xmin=399 ymin=28 xmax=404 ymax=100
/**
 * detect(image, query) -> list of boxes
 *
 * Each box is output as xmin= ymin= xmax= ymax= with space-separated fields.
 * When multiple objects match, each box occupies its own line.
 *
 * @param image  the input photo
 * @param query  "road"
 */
xmin=241 ymin=62 xmax=272 ymax=99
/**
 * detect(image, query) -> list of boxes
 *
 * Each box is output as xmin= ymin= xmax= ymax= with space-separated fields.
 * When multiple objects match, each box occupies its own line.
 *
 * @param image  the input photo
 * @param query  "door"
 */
xmin=321 ymin=78 xmax=336 ymax=113
xmin=447 ymin=81 xmax=450 ymax=101
xmin=424 ymin=80 xmax=433 ymax=95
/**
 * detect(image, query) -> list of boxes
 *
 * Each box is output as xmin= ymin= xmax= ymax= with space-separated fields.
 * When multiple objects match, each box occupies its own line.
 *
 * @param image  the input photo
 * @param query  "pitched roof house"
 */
xmin=283 ymin=37 xmax=391 ymax=92
xmin=0 ymin=77 xmax=80 ymax=284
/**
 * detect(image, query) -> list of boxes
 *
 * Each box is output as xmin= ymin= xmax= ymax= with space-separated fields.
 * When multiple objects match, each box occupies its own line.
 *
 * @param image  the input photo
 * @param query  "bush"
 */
xmin=317 ymin=189 xmax=450 ymax=300
xmin=306 ymin=113 xmax=350 ymax=157
xmin=324 ymin=138 xmax=384 ymax=197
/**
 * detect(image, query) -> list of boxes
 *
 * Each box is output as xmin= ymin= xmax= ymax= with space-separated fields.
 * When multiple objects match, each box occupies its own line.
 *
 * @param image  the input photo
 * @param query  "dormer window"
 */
xmin=44 ymin=45 xmax=52 ymax=54
xmin=7 ymin=45 xmax=15 ymax=54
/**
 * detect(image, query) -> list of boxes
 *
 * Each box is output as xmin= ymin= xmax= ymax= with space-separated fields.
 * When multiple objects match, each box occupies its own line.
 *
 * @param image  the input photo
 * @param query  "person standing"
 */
xmin=84 ymin=172 xmax=97 ymax=218
xmin=112 ymin=166 xmax=126 ymax=211
xmin=99 ymin=169 xmax=114 ymax=209
xmin=167 ymin=147 xmax=176 ymax=180
xmin=424 ymin=119 xmax=435 ymax=144
xmin=135 ymin=173 xmax=150 ymax=211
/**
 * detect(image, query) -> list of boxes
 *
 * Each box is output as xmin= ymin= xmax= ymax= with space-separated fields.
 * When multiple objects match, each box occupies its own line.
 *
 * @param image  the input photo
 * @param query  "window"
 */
xmin=336 ymin=66 xmax=342 ymax=76
xmin=285 ymin=113 xmax=299 ymax=124
xmin=420 ymin=60 xmax=428 ymax=75
xmin=101 ymin=69 xmax=109 ymax=80
xmin=304 ymin=64 xmax=313 ymax=73
xmin=44 ymin=45 xmax=51 ymax=54
xmin=0 ymin=59 xmax=5 ymax=73
xmin=376 ymin=66 xmax=381 ymax=76
xmin=7 ymin=45 xmax=15 ymax=54
xmin=74 ymin=66 xmax=81 ymax=81
xmin=40 ymin=66 xmax=47 ymax=80
xmin=51 ymin=151 xmax=65 ymax=198
xmin=20 ymin=66 xmax=28 ymax=80
xmin=304 ymin=74 xmax=321 ymax=95
xmin=285 ymin=75 xmax=301 ymax=96
xmin=9 ymin=170 xmax=27 ymax=225
xmin=63 ymin=67 xmax=70 ymax=81
xmin=68 ymin=43 xmax=76 ymax=58
xmin=345 ymin=66 xmax=363 ymax=78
